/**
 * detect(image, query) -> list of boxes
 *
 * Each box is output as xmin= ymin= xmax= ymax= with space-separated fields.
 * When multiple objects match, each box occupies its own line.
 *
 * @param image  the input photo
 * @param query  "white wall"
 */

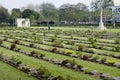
xmin=16 ymin=18 xmax=30 ymax=27
xmin=114 ymin=0 xmax=120 ymax=6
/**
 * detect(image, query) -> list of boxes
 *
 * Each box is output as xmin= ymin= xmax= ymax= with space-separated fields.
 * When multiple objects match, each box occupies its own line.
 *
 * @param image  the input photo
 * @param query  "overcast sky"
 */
xmin=0 ymin=0 xmax=120 ymax=10
xmin=0 ymin=0 xmax=92 ymax=10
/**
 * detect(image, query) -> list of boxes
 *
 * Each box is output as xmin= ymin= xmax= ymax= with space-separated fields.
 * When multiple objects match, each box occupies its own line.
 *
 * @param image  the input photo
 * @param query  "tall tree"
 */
xmin=9 ymin=8 xmax=21 ymax=25
xmin=75 ymin=3 xmax=88 ymax=11
xmin=59 ymin=3 xmax=89 ymax=22
xmin=0 ymin=5 xmax=9 ymax=23
xmin=59 ymin=4 xmax=77 ymax=22
xmin=40 ymin=3 xmax=59 ymax=21
xmin=11 ymin=8 xmax=21 ymax=18
xmin=22 ymin=9 xmax=40 ymax=24
xmin=21 ymin=4 xmax=40 ymax=13
xmin=90 ymin=0 xmax=114 ymax=22
xmin=91 ymin=0 xmax=114 ymax=10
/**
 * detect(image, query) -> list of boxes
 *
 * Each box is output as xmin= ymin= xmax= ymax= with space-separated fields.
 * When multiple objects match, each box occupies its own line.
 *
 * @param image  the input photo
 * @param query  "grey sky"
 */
xmin=0 ymin=0 xmax=92 ymax=10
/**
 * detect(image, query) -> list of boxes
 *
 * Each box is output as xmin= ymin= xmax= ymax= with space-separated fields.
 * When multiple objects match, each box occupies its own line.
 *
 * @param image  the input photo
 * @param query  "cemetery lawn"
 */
xmin=0 ymin=61 xmax=37 ymax=80
xmin=2 ymin=41 xmax=120 ymax=77
xmin=0 ymin=47 xmax=100 ymax=80
xmin=0 ymin=27 xmax=120 ymax=80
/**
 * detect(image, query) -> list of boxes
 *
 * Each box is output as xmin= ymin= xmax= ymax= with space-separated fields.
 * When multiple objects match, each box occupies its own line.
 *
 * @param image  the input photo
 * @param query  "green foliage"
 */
xmin=0 ymin=40 xmax=3 ymax=45
xmin=22 ymin=9 xmax=39 ymax=25
xmin=10 ymin=8 xmax=21 ymax=25
xmin=22 ymin=9 xmax=39 ymax=19
xmin=0 ymin=23 xmax=9 ymax=27
xmin=92 ymin=54 xmax=99 ymax=60
xmin=52 ymin=39 xmax=63 ymax=47
xmin=107 ymin=59 xmax=116 ymax=64
xmin=40 ymin=3 xmax=59 ymax=21
xmin=88 ymin=37 xmax=97 ymax=44
xmin=114 ymin=46 xmax=120 ymax=52
xmin=82 ymin=54 xmax=92 ymax=60
xmin=67 ymin=40 xmax=74 ymax=45
xmin=91 ymin=0 xmax=114 ymax=10
xmin=99 ymin=57 xmax=107 ymax=63
xmin=92 ymin=42 xmax=98 ymax=48
xmin=51 ymin=36 xmax=56 ymax=42
xmin=0 ymin=6 xmax=9 ymax=24
xmin=78 ymin=44 xmax=86 ymax=51
xmin=69 ymin=59 xmax=76 ymax=66
xmin=59 ymin=3 xmax=89 ymax=22
xmin=29 ymin=43 xmax=34 ymax=47
xmin=70 ymin=35 xmax=74 ymax=39
xmin=14 ymin=39 xmax=20 ymax=44
xmin=88 ymin=48 xmax=96 ymax=54
xmin=11 ymin=56 xmax=19 ymax=62
xmin=38 ymin=66 xmax=51 ymax=78
xmin=65 ymin=50 xmax=76 ymax=55
xmin=10 ymin=43 xmax=16 ymax=50
xmin=84 ymin=69 xmax=91 ymax=74
xmin=114 ymin=39 xmax=120 ymax=44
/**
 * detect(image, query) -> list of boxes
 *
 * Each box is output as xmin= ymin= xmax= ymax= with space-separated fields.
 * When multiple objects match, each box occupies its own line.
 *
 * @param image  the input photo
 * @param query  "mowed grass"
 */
xmin=0 ymin=27 xmax=120 ymax=80
xmin=0 ymin=61 xmax=37 ymax=80
xmin=2 ymin=41 xmax=120 ymax=77
xmin=31 ymin=26 xmax=120 ymax=32
xmin=0 ymin=47 xmax=100 ymax=80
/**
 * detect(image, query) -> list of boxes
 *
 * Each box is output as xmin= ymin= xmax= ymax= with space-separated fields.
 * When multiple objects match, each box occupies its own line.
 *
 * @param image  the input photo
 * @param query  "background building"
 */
xmin=113 ymin=6 xmax=120 ymax=23
xmin=16 ymin=18 xmax=30 ymax=27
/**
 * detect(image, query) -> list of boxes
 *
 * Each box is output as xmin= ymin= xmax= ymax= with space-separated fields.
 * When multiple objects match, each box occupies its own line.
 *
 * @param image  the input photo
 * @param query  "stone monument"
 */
xmin=98 ymin=8 xmax=106 ymax=30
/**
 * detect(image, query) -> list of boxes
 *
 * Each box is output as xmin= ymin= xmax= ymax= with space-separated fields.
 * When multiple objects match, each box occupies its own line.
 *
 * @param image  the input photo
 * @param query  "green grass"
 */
xmin=0 ymin=27 xmax=120 ymax=80
xmin=2 ymin=41 xmax=120 ymax=77
xmin=17 ymin=44 xmax=120 ymax=77
xmin=0 ymin=47 xmax=100 ymax=80
xmin=0 ymin=61 xmax=37 ymax=80
xmin=31 ymin=26 xmax=120 ymax=33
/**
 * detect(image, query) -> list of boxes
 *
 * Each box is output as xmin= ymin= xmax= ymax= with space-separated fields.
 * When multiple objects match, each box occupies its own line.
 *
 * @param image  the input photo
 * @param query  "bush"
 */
xmin=30 ymin=51 xmax=36 ymax=56
xmin=10 ymin=43 xmax=16 ymax=50
xmin=67 ymin=40 xmax=74 ymax=45
xmin=92 ymin=43 xmax=98 ymax=48
xmin=29 ymin=43 xmax=34 ymax=47
xmin=115 ymin=46 xmax=120 ymax=52
xmin=0 ymin=40 xmax=3 ymax=45
xmin=61 ymin=59 xmax=70 ymax=65
xmin=85 ymin=69 xmax=91 ymax=74
xmin=38 ymin=66 xmax=51 ymax=78
xmin=11 ymin=56 xmax=18 ymax=61
xmin=88 ymin=37 xmax=97 ymax=44
xmin=113 ymin=46 xmax=120 ymax=52
xmin=14 ymin=39 xmax=20 ymax=44
xmin=70 ymin=35 xmax=74 ymax=39
xmin=51 ymin=47 xmax=57 ymax=52
xmin=51 ymin=37 xmax=56 ymax=42
xmin=107 ymin=60 xmax=116 ymax=65
xmin=114 ymin=39 xmax=120 ymax=44
xmin=78 ymin=44 xmax=86 ymax=51
xmin=65 ymin=50 xmax=75 ymax=55
xmin=82 ymin=54 xmax=92 ymax=60
xmin=0 ymin=23 xmax=9 ymax=27
xmin=3 ymin=37 xmax=7 ymax=41
xmin=52 ymin=39 xmax=63 ymax=47
xmin=77 ymin=52 xmax=83 ymax=57
xmin=88 ymin=48 xmax=96 ymax=54
xmin=99 ymin=57 xmax=107 ymax=64
xmin=92 ymin=54 xmax=99 ymax=61
xmin=54 ymin=33 xmax=58 ymax=37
